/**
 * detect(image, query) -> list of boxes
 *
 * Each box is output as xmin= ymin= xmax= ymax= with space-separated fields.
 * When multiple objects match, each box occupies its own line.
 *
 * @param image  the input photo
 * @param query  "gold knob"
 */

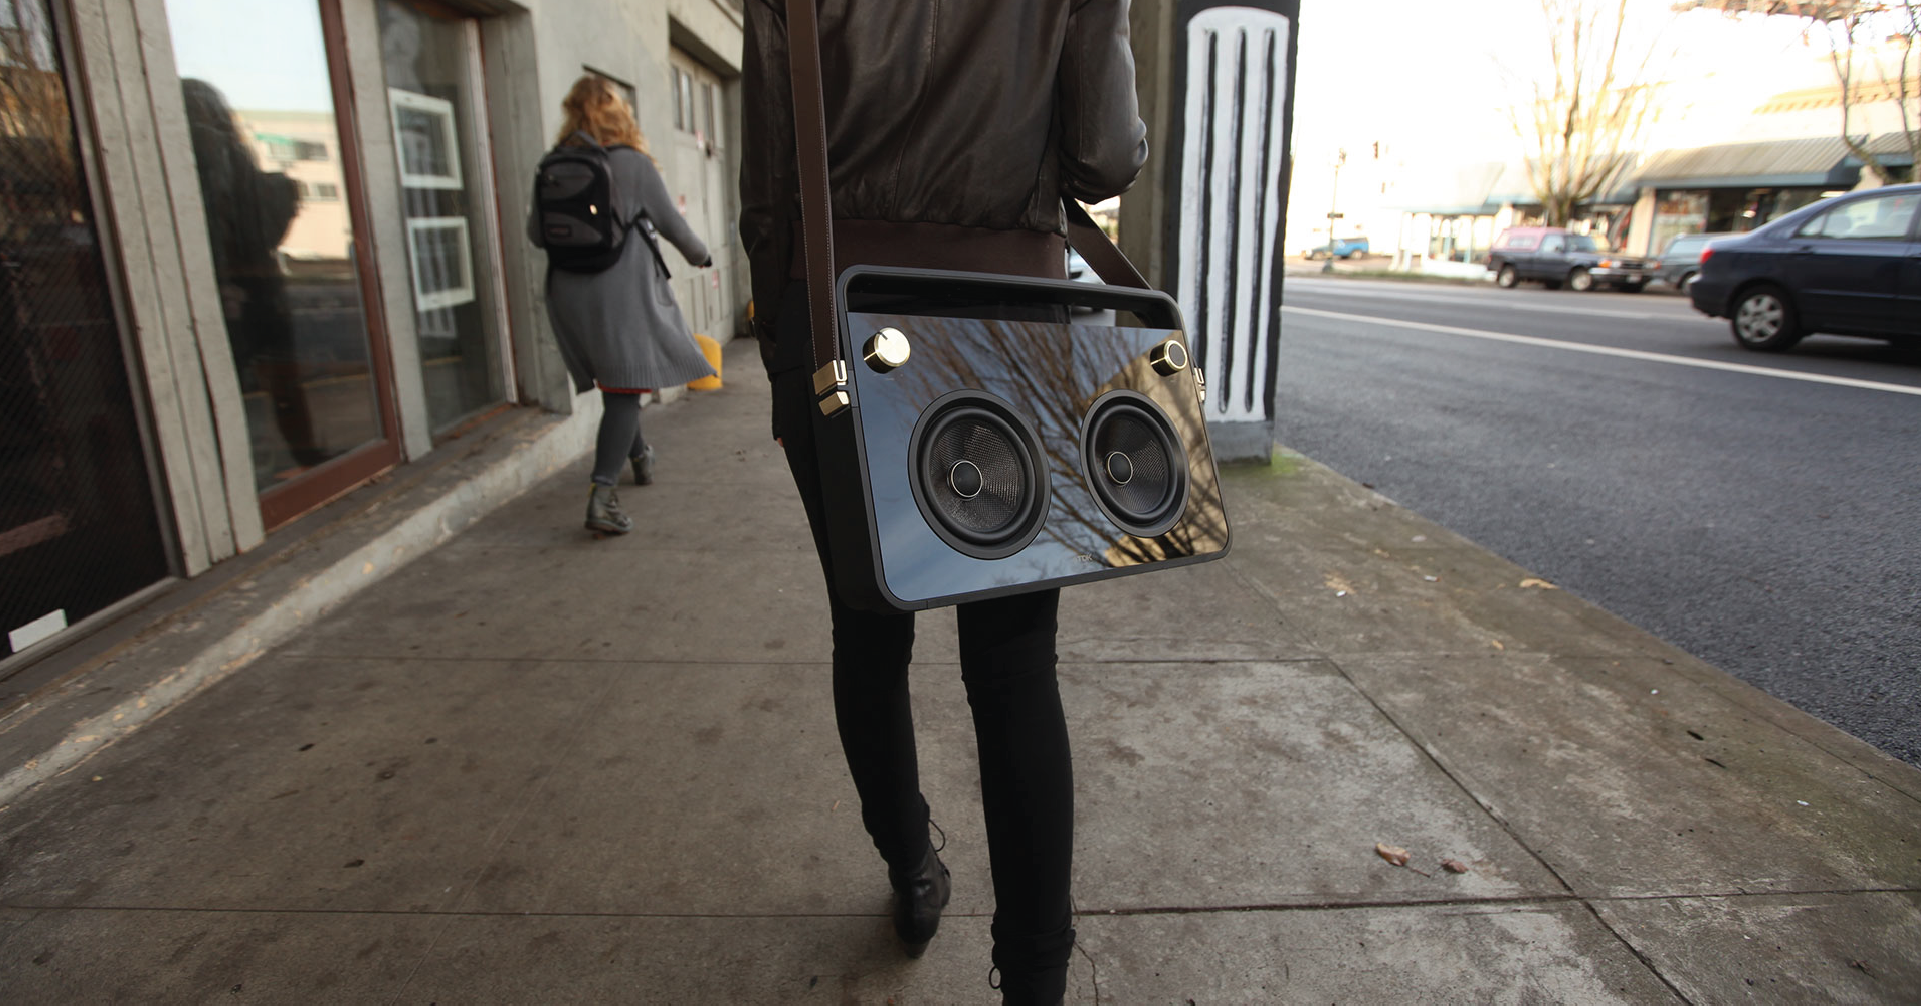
xmin=863 ymin=327 xmax=911 ymax=373
xmin=1150 ymin=338 xmax=1189 ymax=376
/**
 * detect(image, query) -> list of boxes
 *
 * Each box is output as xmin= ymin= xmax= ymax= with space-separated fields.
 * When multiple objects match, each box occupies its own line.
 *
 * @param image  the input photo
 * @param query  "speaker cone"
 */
xmin=1081 ymin=390 xmax=1189 ymax=538
xmin=909 ymin=391 xmax=1049 ymax=560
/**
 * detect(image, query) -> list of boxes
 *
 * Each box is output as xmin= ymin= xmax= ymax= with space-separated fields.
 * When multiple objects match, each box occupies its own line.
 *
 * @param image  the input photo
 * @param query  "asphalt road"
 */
xmin=1272 ymin=275 xmax=1921 ymax=766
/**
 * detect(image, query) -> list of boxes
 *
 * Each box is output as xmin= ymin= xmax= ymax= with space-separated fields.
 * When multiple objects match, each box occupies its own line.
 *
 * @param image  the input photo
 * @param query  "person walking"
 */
xmin=739 ymin=3 xmax=1147 ymax=1002
xmin=531 ymin=75 xmax=714 ymax=535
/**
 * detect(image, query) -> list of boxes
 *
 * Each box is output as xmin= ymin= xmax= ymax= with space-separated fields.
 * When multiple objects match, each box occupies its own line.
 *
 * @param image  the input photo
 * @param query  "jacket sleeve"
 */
xmin=632 ymin=153 xmax=710 ymax=266
xmin=1057 ymin=0 xmax=1149 ymax=202
xmin=738 ymin=0 xmax=795 ymax=359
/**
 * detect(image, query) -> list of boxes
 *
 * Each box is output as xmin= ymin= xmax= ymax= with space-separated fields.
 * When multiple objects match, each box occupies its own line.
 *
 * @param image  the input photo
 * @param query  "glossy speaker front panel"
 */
xmin=833 ymin=267 xmax=1230 ymax=610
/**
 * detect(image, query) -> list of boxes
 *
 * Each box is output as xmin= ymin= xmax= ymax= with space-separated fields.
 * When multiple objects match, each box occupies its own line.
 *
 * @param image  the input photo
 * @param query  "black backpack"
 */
xmin=532 ymin=131 xmax=669 ymax=277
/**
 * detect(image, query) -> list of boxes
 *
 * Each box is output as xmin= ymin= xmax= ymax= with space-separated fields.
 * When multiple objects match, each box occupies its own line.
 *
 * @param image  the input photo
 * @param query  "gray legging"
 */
xmin=591 ymin=390 xmax=646 ymax=486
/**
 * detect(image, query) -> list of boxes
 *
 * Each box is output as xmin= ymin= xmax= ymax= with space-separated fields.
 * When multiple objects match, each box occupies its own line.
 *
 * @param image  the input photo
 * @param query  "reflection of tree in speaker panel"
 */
xmin=849 ymin=304 xmax=1227 ymax=581
xmin=885 ymin=314 xmax=1122 ymax=560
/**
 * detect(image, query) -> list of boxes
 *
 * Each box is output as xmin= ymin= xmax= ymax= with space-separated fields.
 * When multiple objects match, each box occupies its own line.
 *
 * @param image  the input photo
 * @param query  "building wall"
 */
xmin=55 ymin=0 xmax=745 ymax=575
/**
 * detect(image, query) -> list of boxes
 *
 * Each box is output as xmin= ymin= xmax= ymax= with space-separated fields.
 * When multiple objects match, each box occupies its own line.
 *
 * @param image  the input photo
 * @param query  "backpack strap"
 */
xmin=634 ymin=210 xmax=673 ymax=280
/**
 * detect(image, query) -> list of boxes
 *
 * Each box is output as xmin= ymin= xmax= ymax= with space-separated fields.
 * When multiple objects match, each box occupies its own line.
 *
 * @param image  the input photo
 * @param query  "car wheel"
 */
xmin=1678 ymin=270 xmax=1698 ymax=290
xmin=1730 ymin=285 xmax=1804 ymax=352
xmin=1496 ymin=265 xmax=1518 ymax=289
xmin=1567 ymin=268 xmax=1594 ymax=292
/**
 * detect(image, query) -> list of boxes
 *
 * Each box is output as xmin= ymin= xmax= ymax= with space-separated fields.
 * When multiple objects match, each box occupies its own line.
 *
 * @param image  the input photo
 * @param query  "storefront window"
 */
xmin=1705 ymin=187 xmax=1835 ymax=234
xmin=1650 ymin=190 xmax=1707 ymax=257
xmin=165 ymin=0 xmax=393 ymax=496
xmin=2 ymin=0 xmax=170 ymax=658
xmin=379 ymin=0 xmax=507 ymax=432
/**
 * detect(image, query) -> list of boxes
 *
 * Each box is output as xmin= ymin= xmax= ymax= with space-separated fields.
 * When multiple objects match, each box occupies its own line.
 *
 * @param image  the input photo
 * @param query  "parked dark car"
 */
xmin=1653 ymin=231 xmax=1736 ymax=289
xmin=1487 ymin=226 xmax=1650 ymax=292
xmin=1689 ymin=183 xmax=1921 ymax=351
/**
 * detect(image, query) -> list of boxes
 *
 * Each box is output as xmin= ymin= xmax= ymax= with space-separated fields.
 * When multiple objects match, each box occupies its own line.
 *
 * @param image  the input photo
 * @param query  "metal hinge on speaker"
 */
xmin=814 ymin=360 xmax=850 ymax=417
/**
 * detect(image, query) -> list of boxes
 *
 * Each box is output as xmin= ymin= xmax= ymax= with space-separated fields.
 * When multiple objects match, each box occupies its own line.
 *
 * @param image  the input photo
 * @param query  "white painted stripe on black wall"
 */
xmin=1177 ymin=8 xmax=1291 ymax=423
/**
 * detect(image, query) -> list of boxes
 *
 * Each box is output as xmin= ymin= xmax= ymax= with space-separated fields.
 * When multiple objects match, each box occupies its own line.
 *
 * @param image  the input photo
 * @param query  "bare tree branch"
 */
xmin=1674 ymin=0 xmax=1920 ymax=183
xmin=1510 ymin=0 xmax=1666 ymax=226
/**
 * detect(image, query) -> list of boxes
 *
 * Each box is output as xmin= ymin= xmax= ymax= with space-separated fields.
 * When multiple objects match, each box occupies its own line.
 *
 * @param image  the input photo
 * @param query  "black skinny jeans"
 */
xmin=771 ymin=323 xmax=1076 ymax=981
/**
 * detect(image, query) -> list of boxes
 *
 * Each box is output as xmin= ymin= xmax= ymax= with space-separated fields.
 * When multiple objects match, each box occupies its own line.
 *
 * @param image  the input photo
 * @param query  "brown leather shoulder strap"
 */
xmin=785 ymin=0 xmax=839 ymax=373
xmin=1064 ymin=200 xmax=1149 ymax=290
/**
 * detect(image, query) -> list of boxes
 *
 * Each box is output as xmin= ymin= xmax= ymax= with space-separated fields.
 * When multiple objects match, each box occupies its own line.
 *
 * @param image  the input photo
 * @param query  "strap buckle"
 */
xmin=813 ymin=360 xmax=850 ymax=417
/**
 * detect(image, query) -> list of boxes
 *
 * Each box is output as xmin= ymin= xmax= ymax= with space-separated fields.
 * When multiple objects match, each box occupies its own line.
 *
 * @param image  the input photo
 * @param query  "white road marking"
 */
xmin=1283 ymin=305 xmax=1921 ymax=398
xmin=1284 ymin=279 xmax=1682 ymax=320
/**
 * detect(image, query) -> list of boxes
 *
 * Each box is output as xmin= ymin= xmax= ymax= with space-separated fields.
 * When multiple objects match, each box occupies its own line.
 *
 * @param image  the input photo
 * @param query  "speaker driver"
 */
xmin=909 ymin=391 xmax=1050 ymax=560
xmin=1081 ymin=390 xmax=1189 ymax=538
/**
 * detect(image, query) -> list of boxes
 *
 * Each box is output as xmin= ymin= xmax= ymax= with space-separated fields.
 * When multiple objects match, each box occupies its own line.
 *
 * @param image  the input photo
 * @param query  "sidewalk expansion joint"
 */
xmin=6 ymin=887 xmax=1913 ymax=920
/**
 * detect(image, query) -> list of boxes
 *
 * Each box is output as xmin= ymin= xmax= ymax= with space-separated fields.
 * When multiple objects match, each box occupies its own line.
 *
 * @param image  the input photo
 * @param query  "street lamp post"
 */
xmin=1321 ymin=147 xmax=1347 ymax=274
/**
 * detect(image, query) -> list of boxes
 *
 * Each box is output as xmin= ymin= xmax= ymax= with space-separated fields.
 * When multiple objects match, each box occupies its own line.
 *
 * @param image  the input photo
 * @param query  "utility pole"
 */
xmin=1120 ymin=0 xmax=1301 ymax=463
xmin=1321 ymin=147 xmax=1347 ymax=274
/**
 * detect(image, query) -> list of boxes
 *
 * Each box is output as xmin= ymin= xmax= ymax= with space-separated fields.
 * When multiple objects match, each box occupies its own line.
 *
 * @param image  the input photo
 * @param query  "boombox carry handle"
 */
xmin=785 ymin=0 xmax=1152 ymax=416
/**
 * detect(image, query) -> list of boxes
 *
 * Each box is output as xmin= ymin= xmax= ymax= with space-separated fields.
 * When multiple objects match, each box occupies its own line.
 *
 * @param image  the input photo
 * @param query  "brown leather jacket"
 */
xmin=739 ymin=0 xmax=1148 ymax=373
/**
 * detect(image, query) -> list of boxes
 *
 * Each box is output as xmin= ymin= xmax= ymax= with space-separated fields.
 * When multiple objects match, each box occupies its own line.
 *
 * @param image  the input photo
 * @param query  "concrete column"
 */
xmin=1627 ymin=186 xmax=1658 ymax=257
xmin=71 ymin=0 xmax=266 ymax=570
xmin=1125 ymin=0 xmax=1300 ymax=464
xmin=340 ymin=0 xmax=434 ymax=461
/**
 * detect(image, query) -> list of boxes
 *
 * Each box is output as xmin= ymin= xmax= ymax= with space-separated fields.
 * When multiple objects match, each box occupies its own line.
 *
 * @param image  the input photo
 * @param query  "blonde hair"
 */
xmin=556 ymin=75 xmax=654 ymax=162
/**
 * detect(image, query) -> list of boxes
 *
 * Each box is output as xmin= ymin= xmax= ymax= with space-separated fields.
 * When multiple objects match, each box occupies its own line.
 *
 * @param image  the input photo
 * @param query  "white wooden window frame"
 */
xmin=405 ymin=215 xmax=475 ymax=312
xmin=388 ymin=87 xmax=462 ymax=191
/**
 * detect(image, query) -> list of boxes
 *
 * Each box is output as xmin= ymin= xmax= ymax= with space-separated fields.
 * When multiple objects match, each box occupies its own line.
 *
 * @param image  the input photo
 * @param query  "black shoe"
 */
xmin=888 ymin=842 xmax=951 ymax=958
xmin=991 ymin=966 xmax=1067 ymax=1006
xmin=629 ymin=445 xmax=656 ymax=486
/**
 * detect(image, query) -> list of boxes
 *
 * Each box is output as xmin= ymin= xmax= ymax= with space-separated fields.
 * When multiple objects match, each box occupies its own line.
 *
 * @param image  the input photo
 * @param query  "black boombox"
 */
xmin=812 ymin=266 xmax=1230 ymax=612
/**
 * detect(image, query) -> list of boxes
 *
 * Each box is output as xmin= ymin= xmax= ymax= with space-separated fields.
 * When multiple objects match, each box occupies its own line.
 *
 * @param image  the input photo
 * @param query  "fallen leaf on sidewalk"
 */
xmin=1519 ymin=577 xmax=1558 ymax=590
xmin=1375 ymin=843 xmax=1432 ymax=877
xmin=1441 ymin=859 xmax=1470 ymax=874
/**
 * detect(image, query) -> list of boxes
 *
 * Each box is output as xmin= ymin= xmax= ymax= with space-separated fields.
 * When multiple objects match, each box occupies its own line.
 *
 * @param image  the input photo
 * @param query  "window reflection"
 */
xmin=168 ymin=0 xmax=385 ymax=491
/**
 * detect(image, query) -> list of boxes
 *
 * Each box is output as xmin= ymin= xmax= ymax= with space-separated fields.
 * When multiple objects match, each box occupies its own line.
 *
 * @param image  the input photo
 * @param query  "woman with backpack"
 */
xmin=529 ymin=75 xmax=714 ymax=535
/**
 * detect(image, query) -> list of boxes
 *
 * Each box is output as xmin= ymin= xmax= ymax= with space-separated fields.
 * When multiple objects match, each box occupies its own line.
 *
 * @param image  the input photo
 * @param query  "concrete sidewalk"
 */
xmin=2 ymin=339 xmax=1917 ymax=1003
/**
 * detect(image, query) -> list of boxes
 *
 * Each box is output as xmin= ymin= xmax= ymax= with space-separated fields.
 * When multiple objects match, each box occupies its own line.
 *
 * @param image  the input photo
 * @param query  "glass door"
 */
xmin=164 ymin=0 xmax=402 ymax=529
xmin=378 ymin=0 xmax=510 ymax=434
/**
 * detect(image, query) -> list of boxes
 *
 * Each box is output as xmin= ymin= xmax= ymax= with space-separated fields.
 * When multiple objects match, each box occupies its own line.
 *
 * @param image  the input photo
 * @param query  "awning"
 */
xmin=1840 ymin=132 xmax=1917 ymax=169
xmin=1404 ymin=204 xmax=1501 ymax=217
xmin=1391 ymin=161 xmax=1508 ymax=216
xmin=1635 ymin=137 xmax=1859 ymax=189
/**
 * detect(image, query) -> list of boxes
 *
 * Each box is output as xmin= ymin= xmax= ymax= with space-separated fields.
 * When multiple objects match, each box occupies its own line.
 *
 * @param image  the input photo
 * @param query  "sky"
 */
xmin=1291 ymin=0 xmax=1819 ymax=164
xmin=1285 ymin=0 xmax=1829 ymax=240
xmin=164 ymin=0 xmax=336 ymax=113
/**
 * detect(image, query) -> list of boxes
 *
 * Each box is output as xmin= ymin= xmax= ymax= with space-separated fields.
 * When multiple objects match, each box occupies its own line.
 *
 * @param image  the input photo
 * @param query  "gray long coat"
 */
xmin=529 ymin=147 xmax=714 ymax=393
